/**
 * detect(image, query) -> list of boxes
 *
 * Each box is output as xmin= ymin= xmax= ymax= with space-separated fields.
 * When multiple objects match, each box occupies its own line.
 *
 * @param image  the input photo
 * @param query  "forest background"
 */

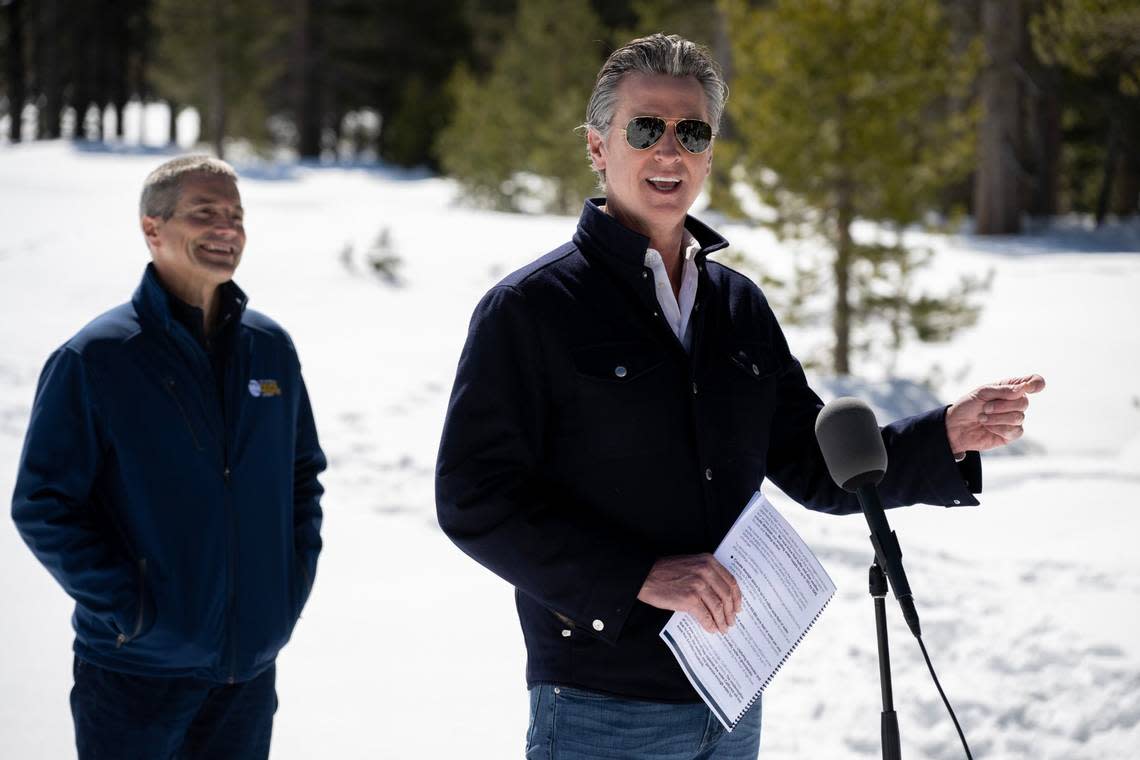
xmin=2 ymin=0 xmax=1138 ymax=375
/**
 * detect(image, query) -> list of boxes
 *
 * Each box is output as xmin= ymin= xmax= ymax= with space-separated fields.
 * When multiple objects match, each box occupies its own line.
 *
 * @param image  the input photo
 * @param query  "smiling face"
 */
xmin=587 ymin=72 xmax=713 ymax=242
xmin=142 ymin=173 xmax=245 ymax=294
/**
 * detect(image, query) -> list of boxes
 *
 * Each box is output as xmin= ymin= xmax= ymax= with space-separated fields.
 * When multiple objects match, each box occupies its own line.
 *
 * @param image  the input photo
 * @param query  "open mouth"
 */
xmin=646 ymin=177 xmax=682 ymax=193
xmin=199 ymin=243 xmax=236 ymax=256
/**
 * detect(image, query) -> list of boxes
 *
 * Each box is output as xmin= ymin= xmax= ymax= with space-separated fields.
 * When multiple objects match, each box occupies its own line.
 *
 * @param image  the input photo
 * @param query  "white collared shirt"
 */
xmin=645 ymin=232 xmax=702 ymax=353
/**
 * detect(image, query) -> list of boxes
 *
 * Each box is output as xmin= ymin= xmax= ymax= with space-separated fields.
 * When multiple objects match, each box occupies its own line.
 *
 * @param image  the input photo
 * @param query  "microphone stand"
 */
xmin=869 ymin=559 xmax=902 ymax=760
xmin=814 ymin=398 xmax=973 ymax=759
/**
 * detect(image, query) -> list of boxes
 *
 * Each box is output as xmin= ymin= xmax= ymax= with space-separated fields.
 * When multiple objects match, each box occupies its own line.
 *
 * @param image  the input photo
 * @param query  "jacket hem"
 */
xmin=525 ymin=676 xmax=704 ymax=705
xmin=73 ymin=639 xmax=276 ymax=684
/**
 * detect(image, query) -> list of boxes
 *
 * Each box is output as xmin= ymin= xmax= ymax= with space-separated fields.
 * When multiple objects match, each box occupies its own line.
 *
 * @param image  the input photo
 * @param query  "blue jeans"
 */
xmin=525 ymin=684 xmax=762 ymax=759
xmin=70 ymin=656 xmax=277 ymax=759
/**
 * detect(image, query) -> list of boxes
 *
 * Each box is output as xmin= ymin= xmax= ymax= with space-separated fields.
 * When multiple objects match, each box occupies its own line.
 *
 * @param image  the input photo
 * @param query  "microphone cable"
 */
xmin=914 ymin=627 xmax=974 ymax=760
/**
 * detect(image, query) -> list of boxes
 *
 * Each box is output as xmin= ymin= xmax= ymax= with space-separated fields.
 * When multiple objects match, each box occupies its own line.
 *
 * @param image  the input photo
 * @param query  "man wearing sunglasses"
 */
xmin=437 ymin=33 xmax=1042 ymax=758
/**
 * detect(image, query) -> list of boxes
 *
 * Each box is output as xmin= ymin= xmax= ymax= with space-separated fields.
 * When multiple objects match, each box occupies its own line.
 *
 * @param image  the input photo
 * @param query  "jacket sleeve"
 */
xmin=292 ymin=368 xmax=326 ymax=612
xmin=11 ymin=347 xmax=153 ymax=639
xmin=763 ymin=328 xmax=981 ymax=515
xmin=435 ymin=286 xmax=657 ymax=645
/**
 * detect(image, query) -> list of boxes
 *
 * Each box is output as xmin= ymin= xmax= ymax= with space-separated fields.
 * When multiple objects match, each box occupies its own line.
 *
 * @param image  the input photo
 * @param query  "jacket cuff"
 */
xmin=922 ymin=406 xmax=981 ymax=507
xmin=577 ymin=548 xmax=657 ymax=646
xmin=957 ymin=450 xmax=982 ymax=494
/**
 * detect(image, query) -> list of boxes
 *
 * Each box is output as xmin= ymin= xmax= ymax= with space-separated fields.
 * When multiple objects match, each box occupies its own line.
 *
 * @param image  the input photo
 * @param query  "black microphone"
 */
xmin=815 ymin=397 xmax=922 ymax=638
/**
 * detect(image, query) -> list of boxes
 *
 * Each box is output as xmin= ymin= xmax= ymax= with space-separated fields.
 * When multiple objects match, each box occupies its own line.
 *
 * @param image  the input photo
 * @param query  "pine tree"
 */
xmin=625 ymin=0 xmax=721 ymax=51
xmin=151 ymin=0 xmax=286 ymax=158
xmin=1031 ymin=0 xmax=1140 ymax=221
xmin=437 ymin=0 xmax=605 ymax=213
xmin=722 ymin=0 xmax=985 ymax=377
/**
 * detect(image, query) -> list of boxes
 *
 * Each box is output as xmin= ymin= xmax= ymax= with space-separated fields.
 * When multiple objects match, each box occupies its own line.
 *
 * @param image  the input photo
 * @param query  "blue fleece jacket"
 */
xmin=12 ymin=264 xmax=325 ymax=683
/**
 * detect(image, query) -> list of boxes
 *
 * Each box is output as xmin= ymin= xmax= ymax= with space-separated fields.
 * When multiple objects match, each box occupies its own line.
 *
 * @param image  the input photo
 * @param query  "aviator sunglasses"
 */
xmin=621 ymin=116 xmax=715 ymax=154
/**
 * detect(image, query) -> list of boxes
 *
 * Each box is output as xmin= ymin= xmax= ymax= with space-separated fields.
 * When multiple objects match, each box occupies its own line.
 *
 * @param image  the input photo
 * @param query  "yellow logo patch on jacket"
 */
xmin=248 ymin=379 xmax=282 ymax=398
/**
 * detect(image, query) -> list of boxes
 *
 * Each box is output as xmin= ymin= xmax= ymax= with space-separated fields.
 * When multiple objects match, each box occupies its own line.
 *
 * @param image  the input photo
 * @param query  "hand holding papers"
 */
xmin=660 ymin=492 xmax=836 ymax=730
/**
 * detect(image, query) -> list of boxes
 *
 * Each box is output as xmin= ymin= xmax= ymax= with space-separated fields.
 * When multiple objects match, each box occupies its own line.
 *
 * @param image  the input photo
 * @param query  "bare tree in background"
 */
xmin=975 ymin=0 xmax=1024 ymax=234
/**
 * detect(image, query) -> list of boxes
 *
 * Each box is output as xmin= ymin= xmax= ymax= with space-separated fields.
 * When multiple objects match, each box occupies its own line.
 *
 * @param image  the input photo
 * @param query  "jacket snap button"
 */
xmin=592 ymin=619 xmax=604 ymax=631
xmin=692 ymin=382 xmax=698 ymax=395
xmin=561 ymin=629 xmax=572 ymax=637
xmin=614 ymin=366 xmax=627 ymax=378
xmin=705 ymin=468 xmax=713 ymax=481
xmin=752 ymin=364 xmax=760 ymax=375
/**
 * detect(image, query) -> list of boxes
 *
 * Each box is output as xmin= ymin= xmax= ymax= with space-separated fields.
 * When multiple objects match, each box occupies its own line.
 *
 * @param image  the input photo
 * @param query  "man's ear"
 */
xmin=141 ymin=216 xmax=161 ymax=253
xmin=587 ymin=127 xmax=607 ymax=173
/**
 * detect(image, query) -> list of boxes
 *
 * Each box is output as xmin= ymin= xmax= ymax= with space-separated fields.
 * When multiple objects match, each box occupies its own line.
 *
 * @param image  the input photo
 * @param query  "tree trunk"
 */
xmin=168 ymin=100 xmax=179 ymax=146
xmin=90 ymin=2 xmax=106 ymax=143
xmin=1110 ymin=143 xmax=1139 ymax=218
xmin=975 ymin=0 xmax=1022 ymax=234
xmin=371 ymin=113 xmax=380 ymax=164
xmin=834 ymin=189 xmax=853 ymax=376
xmin=137 ymin=0 xmax=152 ymax=144
xmin=71 ymin=88 xmax=91 ymax=142
xmin=712 ymin=5 xmax=733 ymax=100
xmin=136 ymin=0 xmax=150 ymax=101
xmin=208 ymin=2 xmax=225 ymax=159
xmin=211 ymin=81 xmax=226 ymax=159
xmin=112 ymin=4 xmax=131 ymax=140
xmin=1095 ymin=121 xmax=1120 ymax=226
xmin=36 ymin=0 xmax=64 ymax=139
xmin=6 ymin=0 xmax=25 ymax=143
xmin=1026 ymin=67 xmax=1061 ymax=217
xmin=833 ymin=0 xmax=853 ymax=375
xmin=69 ymin=0 xmax=96 ymax=142
xmin=295 ymin=0 xmax=322 ymax=159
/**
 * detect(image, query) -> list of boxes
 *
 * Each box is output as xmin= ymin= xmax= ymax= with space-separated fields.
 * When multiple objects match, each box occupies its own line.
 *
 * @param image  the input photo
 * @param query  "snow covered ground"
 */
xmin=1 ymin=141 xmax=1138 ymax=759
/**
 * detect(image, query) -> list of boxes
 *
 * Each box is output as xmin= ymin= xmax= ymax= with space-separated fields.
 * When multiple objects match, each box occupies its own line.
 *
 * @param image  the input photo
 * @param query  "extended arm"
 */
xmin=765 ymin=346 xmax=981 ymax=513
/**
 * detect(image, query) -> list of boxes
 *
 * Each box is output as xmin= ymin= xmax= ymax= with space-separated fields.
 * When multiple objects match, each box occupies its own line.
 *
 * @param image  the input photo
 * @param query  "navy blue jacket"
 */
xmin=436 ymin=200 xmax=981 ymax=702
xmin=12 ymin=265 xmax=326 ymax=683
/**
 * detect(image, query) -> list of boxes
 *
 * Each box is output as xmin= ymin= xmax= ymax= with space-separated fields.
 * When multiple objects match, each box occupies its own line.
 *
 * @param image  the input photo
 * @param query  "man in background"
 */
xmin=11 ymin=155 xmax=326 ymax=758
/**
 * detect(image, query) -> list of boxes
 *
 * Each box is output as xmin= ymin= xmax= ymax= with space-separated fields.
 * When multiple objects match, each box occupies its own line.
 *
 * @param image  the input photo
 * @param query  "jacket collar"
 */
xmin=132 ymin=262 xmax=249 ymax=334
xmin=572 ymin=197 xmax=729 ymax=270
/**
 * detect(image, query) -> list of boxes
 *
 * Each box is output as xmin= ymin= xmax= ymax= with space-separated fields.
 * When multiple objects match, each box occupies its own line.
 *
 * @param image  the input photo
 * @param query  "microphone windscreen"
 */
xmin=814 ymin=397 xmax=888 ymax=491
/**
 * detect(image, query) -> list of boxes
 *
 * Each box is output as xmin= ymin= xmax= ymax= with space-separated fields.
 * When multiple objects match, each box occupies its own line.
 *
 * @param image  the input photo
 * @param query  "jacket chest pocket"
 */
xmin=726 ymin=344 xmax=782 ymax=387
xmin=712 ymin=343 xmax=783 ymax=455
xmin=559 ymin=342 xmax=673 ymax=460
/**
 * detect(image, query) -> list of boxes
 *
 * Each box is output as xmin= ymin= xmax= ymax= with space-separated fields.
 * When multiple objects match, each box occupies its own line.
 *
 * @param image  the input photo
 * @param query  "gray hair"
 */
xmin=585 ymin=34 xmax=728 ymax=188
xmin=139 ymin=154 xmax=238 ymax=219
